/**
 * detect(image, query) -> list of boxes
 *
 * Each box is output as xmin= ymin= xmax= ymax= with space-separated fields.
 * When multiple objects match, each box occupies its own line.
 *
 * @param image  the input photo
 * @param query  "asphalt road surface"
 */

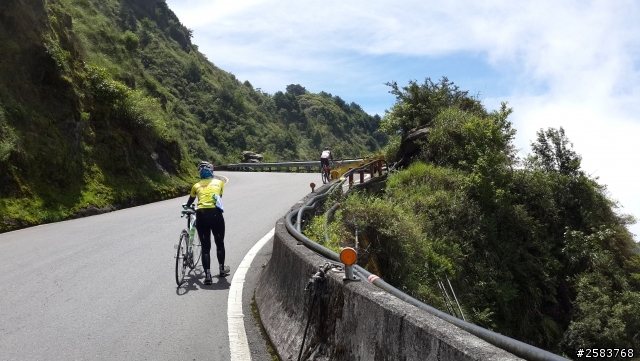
xmin=0 ymin=171 xmax=321 ymax=361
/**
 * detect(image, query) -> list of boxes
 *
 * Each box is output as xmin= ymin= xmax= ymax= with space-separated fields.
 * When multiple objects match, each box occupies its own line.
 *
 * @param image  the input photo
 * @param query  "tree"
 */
xmin=184 ymin=60 xmax=201 ymax=83
xmin=273 ymin=91 xmax=296 ymax=111
xmin=333 ymin=95 xmax=347 ymax=111
xmin=122 ymin=30 xmax=139 ymax=52
xmin=529 ymin=127 xmax=582 ymax=176
xmin=311 ymin=128 xmax=323 ymax=147
xmin=424 ymin=103 xmax=514 ymax=173
xmin=285 ymin=84 xmax=307 ymax=96
xmin=381 ymin=77 xmax=486 ymax=135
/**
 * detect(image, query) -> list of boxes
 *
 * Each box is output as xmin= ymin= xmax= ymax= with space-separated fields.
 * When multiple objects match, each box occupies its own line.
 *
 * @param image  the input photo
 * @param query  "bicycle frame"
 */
xmin=321 ymin=161 xmax=332 ymax=182
xmin=176 ymin=206 xmax=202 ymax=286
xmin=187 ymin=214 xmax=196 ymax=250
xmin=181 ymin=208 xmax=197 ymax=254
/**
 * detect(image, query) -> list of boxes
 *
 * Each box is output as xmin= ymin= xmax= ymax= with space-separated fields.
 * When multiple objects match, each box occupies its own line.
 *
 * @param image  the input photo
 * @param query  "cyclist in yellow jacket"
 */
xmin=183 ymin=161 xmax=227 ymax=285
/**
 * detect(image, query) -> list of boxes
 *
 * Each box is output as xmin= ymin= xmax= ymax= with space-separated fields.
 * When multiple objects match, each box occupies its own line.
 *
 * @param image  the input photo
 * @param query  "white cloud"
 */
xmin=167 ymin=0 xmax=269 ymax=27
xmin=166 ymin=0 xmax=640 ymax=239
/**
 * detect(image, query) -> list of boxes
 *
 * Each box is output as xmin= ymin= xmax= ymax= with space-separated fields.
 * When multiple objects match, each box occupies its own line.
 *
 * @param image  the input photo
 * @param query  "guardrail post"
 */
xmin=348 ymin=172 xmax=353 ymax=186
xmin=377 ymin=160 xmax=383 ymax=176
xmin=359 ymin=169 xmax=364 ymax=184
xmin=370 ymin=164 xmax=375 ymax=177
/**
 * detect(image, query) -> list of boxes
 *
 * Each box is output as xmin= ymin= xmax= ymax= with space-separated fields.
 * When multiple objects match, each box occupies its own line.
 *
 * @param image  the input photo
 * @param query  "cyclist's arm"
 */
xmin=185 ymin=196 xmax=196 ymax=208
xmin=185 ymin=183 xmax=198 ymax=207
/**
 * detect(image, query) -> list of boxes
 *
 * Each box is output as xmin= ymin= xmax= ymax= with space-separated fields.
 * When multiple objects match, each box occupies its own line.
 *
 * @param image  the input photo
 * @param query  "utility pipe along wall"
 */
xmin=254 ymin=189 xmax=523 ymax=361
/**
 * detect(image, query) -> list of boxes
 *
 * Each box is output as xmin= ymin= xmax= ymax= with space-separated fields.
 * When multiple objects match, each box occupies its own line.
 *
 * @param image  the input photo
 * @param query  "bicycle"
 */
xmin=321 ymin=161 xmax=332 ymax=184
xmin=176 ymin=204 xmax=202 ymax=286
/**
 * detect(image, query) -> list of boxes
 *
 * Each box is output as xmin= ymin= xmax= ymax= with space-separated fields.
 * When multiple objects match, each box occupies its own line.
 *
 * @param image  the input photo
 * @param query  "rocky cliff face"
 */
xmin=1 ymin=0 xmax=79 ymax=195
xmin=123 ymin=0 xmax=192 ymax=50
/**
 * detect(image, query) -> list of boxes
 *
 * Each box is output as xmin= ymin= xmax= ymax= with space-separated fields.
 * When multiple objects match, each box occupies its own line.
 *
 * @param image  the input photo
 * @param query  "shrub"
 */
xmin=0 ymin=105 xmax=18 ymax=162
xmin=562 ymin=271 xmax=640 ymax=350
xmin=86 ymin=65 xmax=168 ymax=139
xmin=380 ymin=77 xmax=486 ymax=135
xmin=122 ymin=30 xmax=139 ymax=52
xmin=425 ymin=103 xmax=515 ymax=172
xmin=322 ymin=189 xmax=462 ymax=308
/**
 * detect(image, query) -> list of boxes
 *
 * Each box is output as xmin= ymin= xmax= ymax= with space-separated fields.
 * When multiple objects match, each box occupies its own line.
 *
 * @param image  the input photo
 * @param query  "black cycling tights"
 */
xmin=195 ymin=208 xmax=226 ymax=272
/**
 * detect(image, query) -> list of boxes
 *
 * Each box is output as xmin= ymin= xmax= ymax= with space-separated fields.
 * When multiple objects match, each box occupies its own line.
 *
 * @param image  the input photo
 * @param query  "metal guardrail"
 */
xmin=284 ymin=160 xmax=569 ymax=361
xmin=225 ymin=158 xmax=371 ymax=173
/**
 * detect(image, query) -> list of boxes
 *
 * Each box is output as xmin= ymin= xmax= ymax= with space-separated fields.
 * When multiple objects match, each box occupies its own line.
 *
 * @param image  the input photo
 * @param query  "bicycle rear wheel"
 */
xmin=322 ymin=167 xmax=329 ymax=184
xmin=190 ymin=232 xmax=201 ymax=270
xmin=175 ymin=231 xmax=189 ymax=286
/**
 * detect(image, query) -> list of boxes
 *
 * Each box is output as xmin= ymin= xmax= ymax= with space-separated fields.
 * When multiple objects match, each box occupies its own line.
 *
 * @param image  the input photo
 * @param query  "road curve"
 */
xmin=0 ymin=171 xmax=321 ymax=360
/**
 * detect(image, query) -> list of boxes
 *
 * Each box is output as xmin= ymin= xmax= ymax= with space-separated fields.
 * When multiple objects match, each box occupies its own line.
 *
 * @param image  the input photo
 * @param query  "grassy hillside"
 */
xmin=307 ymin=78 xmax=640 ymax=357
xmin=0 ymin=0 xmax=386 ymax=232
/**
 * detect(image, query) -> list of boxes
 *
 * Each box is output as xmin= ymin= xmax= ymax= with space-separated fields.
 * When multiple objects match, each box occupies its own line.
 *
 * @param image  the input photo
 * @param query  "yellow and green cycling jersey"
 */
xmin=189 ymin=178 xmax=224 ymax=209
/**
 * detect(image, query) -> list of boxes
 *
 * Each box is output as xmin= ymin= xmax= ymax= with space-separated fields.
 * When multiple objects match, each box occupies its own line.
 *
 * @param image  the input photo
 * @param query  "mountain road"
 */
xmin=0 ymin=171 xmax=321 ymax=360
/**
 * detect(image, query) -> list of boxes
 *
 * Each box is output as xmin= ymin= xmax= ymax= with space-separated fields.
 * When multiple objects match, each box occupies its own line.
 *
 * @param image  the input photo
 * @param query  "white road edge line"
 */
xmin=228 ymin=228 xmax=275 ymax=361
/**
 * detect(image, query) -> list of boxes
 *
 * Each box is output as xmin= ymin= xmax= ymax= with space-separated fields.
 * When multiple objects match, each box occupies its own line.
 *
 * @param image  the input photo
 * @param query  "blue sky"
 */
xmin=165 ymin=0 xmax=640 ymax=240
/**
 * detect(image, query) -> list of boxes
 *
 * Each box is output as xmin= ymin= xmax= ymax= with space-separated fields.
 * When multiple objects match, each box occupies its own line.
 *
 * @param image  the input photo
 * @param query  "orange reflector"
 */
xmin=340 ymin=247 xmax=357 ymax=266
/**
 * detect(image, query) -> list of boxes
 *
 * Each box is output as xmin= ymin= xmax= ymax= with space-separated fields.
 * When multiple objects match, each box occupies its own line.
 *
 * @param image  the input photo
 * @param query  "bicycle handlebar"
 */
xmin=181 ymin=204 xmax=196 ymax=217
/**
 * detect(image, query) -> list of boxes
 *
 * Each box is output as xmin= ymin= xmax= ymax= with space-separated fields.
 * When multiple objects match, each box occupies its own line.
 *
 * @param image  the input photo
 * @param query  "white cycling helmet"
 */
xmin=197 ymin=161 xmax=213 ymax=172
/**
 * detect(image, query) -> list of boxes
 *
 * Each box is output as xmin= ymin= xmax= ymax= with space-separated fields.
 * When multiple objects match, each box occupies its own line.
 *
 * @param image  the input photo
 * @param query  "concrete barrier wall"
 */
xmin=255 ymin=193 xmax=523 ymax=361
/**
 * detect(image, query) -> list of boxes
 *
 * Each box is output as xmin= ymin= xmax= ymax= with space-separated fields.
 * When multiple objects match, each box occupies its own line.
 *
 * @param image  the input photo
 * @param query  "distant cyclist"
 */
xmin=183 ymin=161 xmax=226 ymax=285
xmin=320 ymin=146 xmax=333 ymax=173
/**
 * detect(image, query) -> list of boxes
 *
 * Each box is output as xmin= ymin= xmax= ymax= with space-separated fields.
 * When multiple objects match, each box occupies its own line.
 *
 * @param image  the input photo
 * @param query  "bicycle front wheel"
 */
xmin=190 ymin=231 xmax=201 ymax=270
xmin=175 ymin=231 xmax=189 ymax=286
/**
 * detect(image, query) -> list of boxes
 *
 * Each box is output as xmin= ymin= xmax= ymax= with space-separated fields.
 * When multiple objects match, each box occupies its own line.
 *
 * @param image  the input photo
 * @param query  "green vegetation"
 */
xmin=307 ymin=78 xmax=640 ymax=357
xmin=0 ymin=0 xmax=384 ymax=232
